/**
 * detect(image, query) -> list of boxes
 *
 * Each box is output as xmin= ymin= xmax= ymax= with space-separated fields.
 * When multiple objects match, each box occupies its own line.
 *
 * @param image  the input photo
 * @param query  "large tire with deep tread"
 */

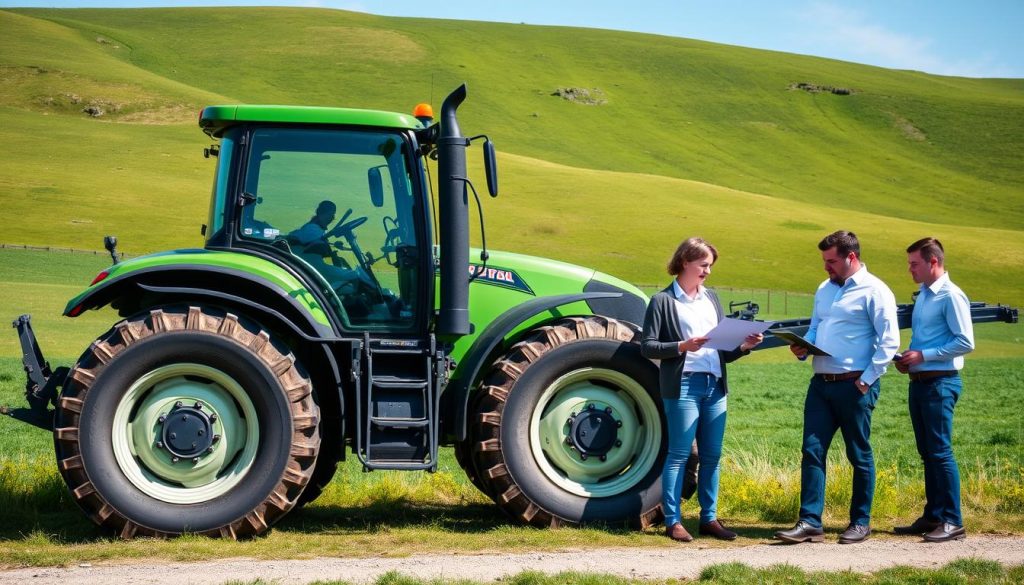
xmin=53 ymin=306 xmax=320 ymax=539
xmin=467 ymin=316 xmax=666 ymax=529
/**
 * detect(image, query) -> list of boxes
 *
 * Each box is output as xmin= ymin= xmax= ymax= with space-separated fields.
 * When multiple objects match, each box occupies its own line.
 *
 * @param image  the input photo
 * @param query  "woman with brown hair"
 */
xmin=641 ymin=237 xmax=762 ymax=542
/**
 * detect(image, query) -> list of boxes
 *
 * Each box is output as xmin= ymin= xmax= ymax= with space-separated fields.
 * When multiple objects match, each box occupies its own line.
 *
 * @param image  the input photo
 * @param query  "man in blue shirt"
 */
xmin=893 ymin=237 xmax=974 ymax=543
xmin=776 ymin=230 xmax=899 ymax=545
xmin=287 ymin=200 xmax=364 ymax=288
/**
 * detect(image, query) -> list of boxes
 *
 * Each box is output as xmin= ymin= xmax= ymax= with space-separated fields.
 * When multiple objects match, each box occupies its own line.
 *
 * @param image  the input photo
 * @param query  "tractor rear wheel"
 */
xmin=467 ymin=316 xmax=665 ymax=528
xmin=53 ymin=306 xmax=320 ymax=538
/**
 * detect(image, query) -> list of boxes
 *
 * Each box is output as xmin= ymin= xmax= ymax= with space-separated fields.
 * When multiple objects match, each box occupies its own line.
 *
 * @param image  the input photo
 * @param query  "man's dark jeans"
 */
xmin=909 ymin=374 xmax=963 ymax=526
xmin=798 ymin=375 xmax=880 ymax=528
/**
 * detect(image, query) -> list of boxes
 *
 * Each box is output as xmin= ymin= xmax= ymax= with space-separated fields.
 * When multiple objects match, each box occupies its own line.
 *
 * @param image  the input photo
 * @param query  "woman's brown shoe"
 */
xmin=666 ymin=523 xmax=693 ymax=542
xmin=699 ymin=519 xmax=738 ymax=541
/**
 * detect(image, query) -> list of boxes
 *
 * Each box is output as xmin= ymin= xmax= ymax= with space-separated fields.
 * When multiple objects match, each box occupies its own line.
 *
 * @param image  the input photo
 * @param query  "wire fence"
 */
xmin=634 ymin=284 xmax=815 ymax=319
xmin=0 ymin=243 xmax=131 ymax=258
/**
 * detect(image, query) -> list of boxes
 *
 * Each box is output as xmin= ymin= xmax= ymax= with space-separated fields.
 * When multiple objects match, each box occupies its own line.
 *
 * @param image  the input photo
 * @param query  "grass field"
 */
xmin=0 ymin=250 xmax=1020 ymax=567
xmin=3 ymin=7 xmax=1021 ymax=230
xmin=2 ymin=354 xmax=1022 ymax=565
xmin=1 ymin=7 xmax=1023 ymax=305
xmin=0 ymin=248 xmax=1016 ymax=570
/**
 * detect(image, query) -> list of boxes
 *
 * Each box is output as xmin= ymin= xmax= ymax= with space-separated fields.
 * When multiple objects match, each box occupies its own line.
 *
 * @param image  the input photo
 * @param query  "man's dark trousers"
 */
xmin=908 ymin=374 xmax=963 ymax=525
xmin=798 ymin=376 xmax=880 ymax=528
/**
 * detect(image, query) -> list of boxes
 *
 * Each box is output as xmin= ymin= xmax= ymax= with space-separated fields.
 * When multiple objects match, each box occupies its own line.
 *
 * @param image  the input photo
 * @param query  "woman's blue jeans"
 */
xmin=662 ymin=372 xmax=727 ymax=526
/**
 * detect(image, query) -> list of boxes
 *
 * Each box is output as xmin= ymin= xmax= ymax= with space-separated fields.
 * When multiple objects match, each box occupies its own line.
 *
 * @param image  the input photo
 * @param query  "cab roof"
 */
xmin=199 ymin=105 xmax=426 ymax=137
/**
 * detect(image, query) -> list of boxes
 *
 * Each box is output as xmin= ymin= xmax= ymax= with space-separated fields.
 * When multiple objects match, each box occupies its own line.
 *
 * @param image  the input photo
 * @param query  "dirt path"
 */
xmin=2 ymin=536 xmax=1023 ymax=584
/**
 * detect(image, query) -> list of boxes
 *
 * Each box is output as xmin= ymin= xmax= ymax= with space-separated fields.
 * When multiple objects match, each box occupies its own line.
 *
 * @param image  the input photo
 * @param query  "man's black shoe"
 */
xmin=774 ymin=521 xmax=824 ymax=544
xmin=838 ymin=523 xmax=871 ymax=544
xmin=893 ymin=517 xmax=941 ymax=535
xmin=923 ymin=523 xmax=966 ymax=543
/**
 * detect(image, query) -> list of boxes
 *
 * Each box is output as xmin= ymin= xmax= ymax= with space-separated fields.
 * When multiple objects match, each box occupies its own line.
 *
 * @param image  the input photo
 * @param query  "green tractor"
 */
xmin=14 ymin=85 xmax=666 ymax=538
xmin=13 ymin=85 xmax=1018 ymax=539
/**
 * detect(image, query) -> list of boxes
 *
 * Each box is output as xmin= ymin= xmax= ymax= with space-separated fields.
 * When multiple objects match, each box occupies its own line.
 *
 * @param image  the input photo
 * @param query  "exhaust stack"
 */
xmin=436 ymin=84 xmax=471 ymax=340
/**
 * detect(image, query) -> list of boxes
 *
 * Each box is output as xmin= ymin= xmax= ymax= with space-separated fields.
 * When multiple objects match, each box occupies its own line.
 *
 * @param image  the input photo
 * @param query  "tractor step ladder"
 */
xmin=356 ymin=334 xmax=442 ymax=471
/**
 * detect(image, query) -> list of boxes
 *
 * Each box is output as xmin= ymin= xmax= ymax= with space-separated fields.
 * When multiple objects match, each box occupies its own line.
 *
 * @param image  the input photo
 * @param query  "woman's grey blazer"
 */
xmin=640 ymin=285 xmax=749 ymax=399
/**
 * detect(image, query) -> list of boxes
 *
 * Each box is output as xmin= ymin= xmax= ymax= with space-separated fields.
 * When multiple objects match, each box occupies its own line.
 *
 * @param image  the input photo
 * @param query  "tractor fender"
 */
xmin=64 ymin=264 xmax=333 ymax=339
xmin=446 ymin=292 xmax=623 ymax=442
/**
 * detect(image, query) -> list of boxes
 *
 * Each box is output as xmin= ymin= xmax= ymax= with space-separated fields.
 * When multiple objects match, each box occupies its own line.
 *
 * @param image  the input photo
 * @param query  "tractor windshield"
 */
xmin=238 ymin=127 xmax=424 ymax=332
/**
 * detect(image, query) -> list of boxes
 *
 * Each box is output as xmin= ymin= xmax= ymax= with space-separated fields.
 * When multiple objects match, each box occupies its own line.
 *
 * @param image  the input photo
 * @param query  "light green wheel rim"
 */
xmin=112 ymin=363 xmax=260 ymax=504
xmin=529 ymin=367 xmax=661 ymax=498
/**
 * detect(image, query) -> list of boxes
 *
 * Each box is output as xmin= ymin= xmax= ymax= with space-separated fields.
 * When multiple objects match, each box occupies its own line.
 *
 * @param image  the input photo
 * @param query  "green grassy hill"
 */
xmin=1 ymin=6 xmax=1022 ymax=307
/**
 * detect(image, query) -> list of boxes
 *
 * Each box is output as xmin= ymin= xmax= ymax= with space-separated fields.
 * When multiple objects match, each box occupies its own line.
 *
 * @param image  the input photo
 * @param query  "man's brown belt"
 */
xmin=815 ymin=371 xmax=863 ymax=382
xmin=909 ymin=370 xmax=959 ymax=382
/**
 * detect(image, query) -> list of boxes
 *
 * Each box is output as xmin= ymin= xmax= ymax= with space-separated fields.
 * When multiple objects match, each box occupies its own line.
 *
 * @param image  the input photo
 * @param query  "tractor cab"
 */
xmin=199 ymin=107 xmax=435 ymax=336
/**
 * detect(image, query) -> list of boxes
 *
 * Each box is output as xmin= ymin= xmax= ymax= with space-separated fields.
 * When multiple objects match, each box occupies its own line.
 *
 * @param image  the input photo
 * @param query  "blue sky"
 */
xmin=4 ymin=0 xmax=1022 ymax=78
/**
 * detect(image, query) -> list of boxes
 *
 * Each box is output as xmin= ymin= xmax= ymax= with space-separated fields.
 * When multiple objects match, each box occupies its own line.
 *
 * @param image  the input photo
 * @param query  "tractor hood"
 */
xmin=448 ymin=248 xmax=649 ymax=363
xmin=467 ymin=249 xmax=642 ymax=299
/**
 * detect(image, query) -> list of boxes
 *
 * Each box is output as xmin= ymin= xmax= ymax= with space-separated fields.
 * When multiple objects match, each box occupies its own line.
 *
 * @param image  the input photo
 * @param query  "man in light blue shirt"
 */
xmin=893 ymin=237 xmax=974 ymax=543
xmin=776 ymin=230 xmax=899 ymax=545
xmin=287 ymin=200 xmax=364 ymax=288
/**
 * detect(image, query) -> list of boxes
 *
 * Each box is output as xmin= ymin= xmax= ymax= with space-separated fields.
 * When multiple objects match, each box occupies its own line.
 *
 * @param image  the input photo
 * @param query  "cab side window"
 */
xmin=239 ymin=128 xmax=421 ymax=331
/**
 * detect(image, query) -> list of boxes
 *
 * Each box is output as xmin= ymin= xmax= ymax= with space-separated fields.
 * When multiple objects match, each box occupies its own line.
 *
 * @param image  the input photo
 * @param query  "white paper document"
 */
xmin=702 ymin=318 xmax=774 ymax=351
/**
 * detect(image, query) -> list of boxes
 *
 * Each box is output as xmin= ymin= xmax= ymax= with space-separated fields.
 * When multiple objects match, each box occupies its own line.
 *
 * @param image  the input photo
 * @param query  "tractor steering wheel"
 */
xmin=328 ymin=209 xmax=383 ymax=302
xmin=330 ymin=209 xmax=368 ymax=238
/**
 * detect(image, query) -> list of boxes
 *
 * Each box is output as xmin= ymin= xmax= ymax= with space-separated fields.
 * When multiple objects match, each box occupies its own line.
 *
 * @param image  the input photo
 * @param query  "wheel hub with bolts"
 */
xmin=565 ymin=403 xmax=622 ymax=462
xmin=114 ymin=363 xmax=258 ymax=501
xmin=156 ymin=401 xmax=221 ymax=463
xmin=531 ymin=367 xmax=660 ymax=497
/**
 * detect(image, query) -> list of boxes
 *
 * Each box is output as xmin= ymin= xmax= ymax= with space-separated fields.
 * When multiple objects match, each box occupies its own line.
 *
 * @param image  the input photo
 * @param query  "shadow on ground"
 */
xmin=0 ymin=495 xmax=547 ymax=544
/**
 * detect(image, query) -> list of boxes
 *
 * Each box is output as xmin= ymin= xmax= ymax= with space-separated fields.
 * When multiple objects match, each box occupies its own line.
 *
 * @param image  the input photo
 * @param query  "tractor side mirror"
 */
xmin=368 ymin=166 xmax=385 ymax=208
xmin=483 ymin=139 xmax=498 ymax=197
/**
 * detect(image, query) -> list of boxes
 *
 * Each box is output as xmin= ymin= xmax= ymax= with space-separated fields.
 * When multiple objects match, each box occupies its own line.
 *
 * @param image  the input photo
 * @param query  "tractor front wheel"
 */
xmin=53 ymin=306 xmax=320 ymax=538
xmin=467 ymin=316 xmax=665 ymax=528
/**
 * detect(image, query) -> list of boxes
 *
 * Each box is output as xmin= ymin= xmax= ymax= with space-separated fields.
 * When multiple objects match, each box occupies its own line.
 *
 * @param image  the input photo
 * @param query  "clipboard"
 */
xmin=769 ymin=330 xmax=832 ymax=356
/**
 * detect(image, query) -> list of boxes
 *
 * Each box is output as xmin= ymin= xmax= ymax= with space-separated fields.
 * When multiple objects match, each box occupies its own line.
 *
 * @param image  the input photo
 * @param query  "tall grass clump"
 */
xmin=0 ymin=455 xmax=104 ymax=543
xmin=716 ymin=448 xmax=800 ymax=522
xmin=0 ymin=456 xmax=67 ymax=517
xmin=716 ymin=456 xmax=910 ymax=526
xmin=715 ymin=455 xmax=1024 ymax=530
